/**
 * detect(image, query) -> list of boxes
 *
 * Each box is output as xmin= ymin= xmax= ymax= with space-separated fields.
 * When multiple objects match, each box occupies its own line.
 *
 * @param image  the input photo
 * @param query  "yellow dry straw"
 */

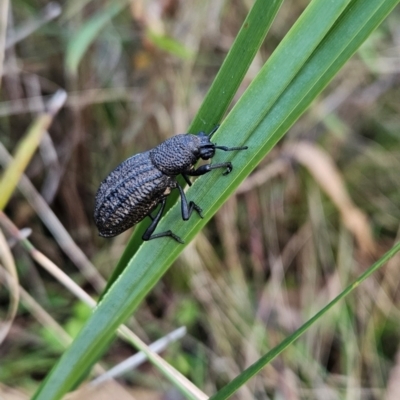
xmin=0 ymin=90 xmax=66 ymax=210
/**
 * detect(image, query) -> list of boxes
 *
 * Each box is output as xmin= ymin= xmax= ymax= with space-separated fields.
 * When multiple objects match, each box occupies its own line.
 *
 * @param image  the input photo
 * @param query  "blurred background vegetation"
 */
xmin=0 ymin=0 xmax=400 ymax=399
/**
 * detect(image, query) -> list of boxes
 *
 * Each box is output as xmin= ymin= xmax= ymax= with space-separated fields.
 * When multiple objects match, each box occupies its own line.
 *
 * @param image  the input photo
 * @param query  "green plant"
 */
xmin=33 ymin=0 xmax=400 ymax=399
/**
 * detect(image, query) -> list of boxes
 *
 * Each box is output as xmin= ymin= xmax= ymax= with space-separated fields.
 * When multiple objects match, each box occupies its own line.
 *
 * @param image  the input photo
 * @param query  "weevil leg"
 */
xmin=177 ymin=184 xmax=203 ymax=220
xmin=142 ymin=198 xmax=184 ymax=243
xmin=182 ymin=173 xmax=192 ymax=186
xmin=186 ymin=162 xmax=233 ymax=177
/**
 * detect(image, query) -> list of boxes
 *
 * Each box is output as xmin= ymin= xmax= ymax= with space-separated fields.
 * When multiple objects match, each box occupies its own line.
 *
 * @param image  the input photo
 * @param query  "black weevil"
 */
xmin=94 ymin=126 xmax=247 ymax=243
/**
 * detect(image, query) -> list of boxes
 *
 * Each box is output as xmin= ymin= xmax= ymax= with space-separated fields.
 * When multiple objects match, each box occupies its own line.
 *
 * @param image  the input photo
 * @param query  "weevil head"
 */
xmin=196 ymin=131 xmax=216 ymax=160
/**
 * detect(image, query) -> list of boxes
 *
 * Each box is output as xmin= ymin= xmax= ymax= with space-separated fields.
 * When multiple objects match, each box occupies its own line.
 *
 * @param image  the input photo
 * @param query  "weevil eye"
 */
xmin=199 ymin=145 xmax=215 ymax=160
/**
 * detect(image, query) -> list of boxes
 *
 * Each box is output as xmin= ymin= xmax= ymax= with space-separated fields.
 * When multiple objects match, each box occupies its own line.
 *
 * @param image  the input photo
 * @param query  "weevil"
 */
xmin=94 ymin=126 xmax=247 ymax=243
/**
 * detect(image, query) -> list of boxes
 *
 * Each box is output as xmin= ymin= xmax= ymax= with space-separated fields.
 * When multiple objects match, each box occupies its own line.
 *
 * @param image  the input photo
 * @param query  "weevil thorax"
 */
xmin=150 ymin=133 xmax=215 ymax=175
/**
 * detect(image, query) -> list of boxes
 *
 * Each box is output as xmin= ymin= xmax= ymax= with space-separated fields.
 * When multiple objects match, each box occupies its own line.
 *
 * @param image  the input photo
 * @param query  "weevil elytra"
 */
xmin=94 ymin=126 xmax=247 ymax=243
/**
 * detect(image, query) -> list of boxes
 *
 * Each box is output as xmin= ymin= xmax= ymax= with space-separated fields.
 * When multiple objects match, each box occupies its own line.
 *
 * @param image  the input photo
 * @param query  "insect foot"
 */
xmin=94 ymin=127 xmax=247 ymax=243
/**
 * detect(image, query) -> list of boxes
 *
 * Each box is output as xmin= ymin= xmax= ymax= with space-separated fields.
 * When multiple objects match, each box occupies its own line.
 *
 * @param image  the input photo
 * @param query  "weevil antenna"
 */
xmin=208 ymin=125 xmax=220 ymax=138
xmin=214 ymin=145 xmax=248 ymax=152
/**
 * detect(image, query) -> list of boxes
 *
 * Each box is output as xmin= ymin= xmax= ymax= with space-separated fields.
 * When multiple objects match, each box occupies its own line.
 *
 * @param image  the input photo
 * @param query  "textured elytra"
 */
xmin=94 ymin=151 xmax=177 ymax=237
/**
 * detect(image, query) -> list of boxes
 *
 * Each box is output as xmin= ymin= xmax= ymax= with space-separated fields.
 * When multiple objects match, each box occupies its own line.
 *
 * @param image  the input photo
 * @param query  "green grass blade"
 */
xmin=65 ymin=1 xmax=127 ymax=75
xmin=209 ymin=241 xmax=400 ymax=399
xmin=256 ymin=0 xmax=400 ymax=142
xmin=216 ymin=0 xmax=400 ymax=196
xmin=100 ymin=0 xmax=284 ymax=299
xmin=146 ymin=31 xmax=193 ymax=59
xmin=187 ymin=0 xmax=284 ymax=134
xmin=33 ymin=0 xmax=398 ymax=398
